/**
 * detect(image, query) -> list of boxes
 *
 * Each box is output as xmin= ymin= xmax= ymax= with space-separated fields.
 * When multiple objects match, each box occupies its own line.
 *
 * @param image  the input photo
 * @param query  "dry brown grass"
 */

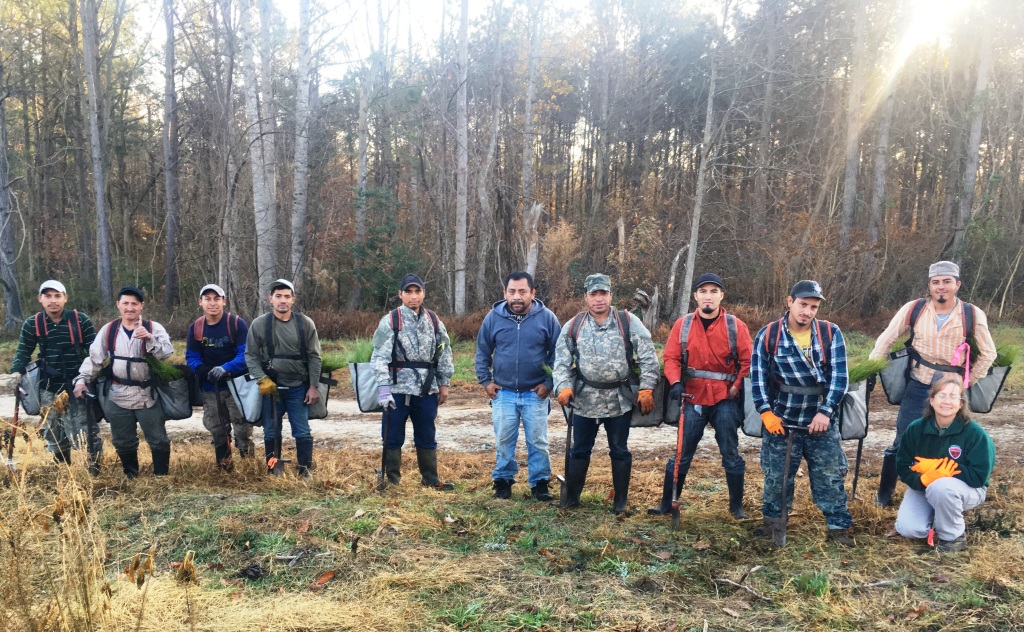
xmin=1 ymin=423 xmax=1023 ymax=631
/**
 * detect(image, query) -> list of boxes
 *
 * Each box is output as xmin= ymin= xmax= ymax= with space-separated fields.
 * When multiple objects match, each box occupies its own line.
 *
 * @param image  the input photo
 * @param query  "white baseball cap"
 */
xmin=199 ymin=283 xmax=227 ymax=298
xmin=39 ymin=280 xmax=67 ymax=294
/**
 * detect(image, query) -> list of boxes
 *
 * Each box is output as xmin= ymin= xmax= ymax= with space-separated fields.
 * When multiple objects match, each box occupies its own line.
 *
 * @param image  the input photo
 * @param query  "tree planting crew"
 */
xmin=475 ymin=271 xmax=561 ymax=501
xmin=751 ymin=280 xmax=854 ymax=546
xmin=245 ymin=279 xmax=322 ymax=477
xmin=73 ymin=286 xmax=174 ymax=478
xmin=370 ymin=273 xmax=457 ymax=490
xmin=186 ymin=283 xmax=253 ymax=471
xmin=11 ymin=280 xmax=99 ymax=473
xmin=648 ymin=273 xmax=753 ymax=519
xmin=893 ymin=377 xmax=994 ymax=553
xmin=869 ymin=260 xmax=997 ymax=507
xmin=552 ymin=273 xmax=659 ymax=514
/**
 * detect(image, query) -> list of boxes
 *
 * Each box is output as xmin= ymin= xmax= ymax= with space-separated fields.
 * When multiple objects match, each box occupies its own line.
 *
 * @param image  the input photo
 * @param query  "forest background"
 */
xmin=1 ymin=0 xmax=1023 ymax=335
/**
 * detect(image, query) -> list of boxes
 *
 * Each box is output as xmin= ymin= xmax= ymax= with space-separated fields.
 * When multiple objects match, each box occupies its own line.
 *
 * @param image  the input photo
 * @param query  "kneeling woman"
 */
xmin=894 ymin=377 xmax=995 ymax=552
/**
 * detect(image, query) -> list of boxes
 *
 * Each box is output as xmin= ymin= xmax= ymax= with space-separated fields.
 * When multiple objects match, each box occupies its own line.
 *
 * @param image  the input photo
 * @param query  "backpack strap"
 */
xmin=816 ymin=319 xmax=833 ymax=367
xmin=961 ymin=301 xmax=975 ymax=342
xmin=725 ymin=314 xmax=738 ymax=370
xmin=105 ymin=319 xmax=155 ymax=388
xmin=906 ymin=298 xmax=927 ymax=348
xmin=193 ymin=316 xmax=206 ymax=342
xmin=615 ymin=310 xmax=636 ymax=379
xmin=228 ymin=313 xmax=238 ymax=344
xmin=387 ymin=308 xmax=438 ymax=389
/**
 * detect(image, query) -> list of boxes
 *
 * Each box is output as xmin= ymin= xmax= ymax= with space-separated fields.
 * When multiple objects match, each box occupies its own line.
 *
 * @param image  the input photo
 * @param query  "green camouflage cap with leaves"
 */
xmin=584 ymin=274 xmax=612 ymax=293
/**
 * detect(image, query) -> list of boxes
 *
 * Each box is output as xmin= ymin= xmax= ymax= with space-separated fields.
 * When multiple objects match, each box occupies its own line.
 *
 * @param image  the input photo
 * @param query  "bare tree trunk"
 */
xmin=290 ymin=0 xmax=312 ymax=287
xmin=952 ymin=33 xmax=993 ymax=257
xmin=868 ymin=87 xmax=896 ymax=245
xmin=240 ymin=0 xmax=276 ymax=296
xmin=475 ymin=3 xmax=503 ymax=305
xmin=258 ymin=0 xmax=278 ymax=262
xmin=163 ymin=0 xmax=181 ymax=309
xmin=0 ymin=53 xmax=24 ymax=328
xmin=523 ymin=203 xmax=543 ymax=277
xmin=454 ymin=0 xmax=469 ymax=314
xmin=753 ymin=0 xmax=780 ymax=220
xmin=67 ymin=0 xmax=96 ymax=287
xmin=677 ymin=37 xmax=718 ymax=318
xmin=80 ymin=0 xmax=113 ymax=303
xmin=840 ymin=0 xmax=868 ymax=248
xmin=520 ymin=0 xmax=539 ymax=205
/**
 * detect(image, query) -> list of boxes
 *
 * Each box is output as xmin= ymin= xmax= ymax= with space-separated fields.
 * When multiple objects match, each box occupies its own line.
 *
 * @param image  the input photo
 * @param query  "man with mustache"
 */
xmin=475 ymin=271 xmax=562 ymax=501
xmin=751 ymin=280 xmax=854 ymax=546
xmin=552 ymin=274 xmax=660 ymax=515
xmin=869 ymin=261 xmax=997 ymax=507
xmin=648 ymin=273 xmax=753 ymax=519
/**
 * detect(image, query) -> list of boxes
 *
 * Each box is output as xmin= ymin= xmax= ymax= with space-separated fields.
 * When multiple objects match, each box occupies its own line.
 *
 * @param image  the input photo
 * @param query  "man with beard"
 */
xmin=868 ymin=261 xmax=997 ymax=507
xmin=475 ymin=271 xmax=562 ymax=501
xmin=648 ymin=274 xmax=753 ymax=519
xmin=751 ymin=280 xmax=854 ymax=546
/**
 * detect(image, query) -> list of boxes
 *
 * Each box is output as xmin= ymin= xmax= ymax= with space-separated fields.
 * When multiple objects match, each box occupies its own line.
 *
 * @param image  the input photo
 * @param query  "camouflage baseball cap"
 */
xmin=584 ymin=274 xmax=612 ymax=293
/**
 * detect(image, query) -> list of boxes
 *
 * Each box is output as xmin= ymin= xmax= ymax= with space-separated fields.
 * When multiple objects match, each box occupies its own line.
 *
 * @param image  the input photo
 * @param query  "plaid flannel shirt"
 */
xmin=751 ymin=315 xmax=848 ymax=426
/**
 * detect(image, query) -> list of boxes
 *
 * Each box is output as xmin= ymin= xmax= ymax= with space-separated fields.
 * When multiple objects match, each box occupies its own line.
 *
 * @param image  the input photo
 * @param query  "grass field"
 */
xmin=0 ymin=324 xmax=1022 ymax=630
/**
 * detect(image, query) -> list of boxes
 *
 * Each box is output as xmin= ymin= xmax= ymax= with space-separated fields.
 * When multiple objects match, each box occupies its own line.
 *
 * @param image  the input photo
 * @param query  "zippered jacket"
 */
xmin=896 ymin=415 xmax=995 ymax=491
xmin=475 ymin=299 xmax=561 ymax=392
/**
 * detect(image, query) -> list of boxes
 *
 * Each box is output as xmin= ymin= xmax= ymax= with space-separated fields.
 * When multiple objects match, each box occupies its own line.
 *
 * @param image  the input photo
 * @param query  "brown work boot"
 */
xmin=827 ymin=528 xmax=855 ymax=547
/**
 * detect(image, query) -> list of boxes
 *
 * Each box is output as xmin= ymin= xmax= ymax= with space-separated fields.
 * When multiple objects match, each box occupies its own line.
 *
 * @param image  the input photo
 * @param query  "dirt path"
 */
xmin=4 ymin=389 xmax=1022 ymax=466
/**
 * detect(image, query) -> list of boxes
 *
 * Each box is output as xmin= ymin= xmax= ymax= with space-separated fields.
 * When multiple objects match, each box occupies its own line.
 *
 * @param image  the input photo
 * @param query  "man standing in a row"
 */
xmin=751 ymin=280 xmax=853 ymax=546
xmin=370 ymin=274 xmax=456 ymax=490
xmin=475 ymin=271 xmax=561 ymax=501
xmin=11 ymin=281 xmax=99 ymax=473
xmin=246 ymin=279 xmax=322 ymax=477
xmin=74 ymin=287 xmax=174 ymax=478
xmin=553 ymin=274 xmax=659 ymax=514
xmin=649 ymin=273 xmax=753 ymax=519
xmin=187 ymin=283 xmax=253 ymax=471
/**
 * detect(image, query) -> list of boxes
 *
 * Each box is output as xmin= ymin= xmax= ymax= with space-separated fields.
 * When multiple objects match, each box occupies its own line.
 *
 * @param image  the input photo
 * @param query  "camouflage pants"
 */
xmin=760 ymin=422 xmax=852 ymax=530
xmin=41 ymin=389 xmax=102 ymax=457
xmin=202 ymin=390 xmax=253 ymax=452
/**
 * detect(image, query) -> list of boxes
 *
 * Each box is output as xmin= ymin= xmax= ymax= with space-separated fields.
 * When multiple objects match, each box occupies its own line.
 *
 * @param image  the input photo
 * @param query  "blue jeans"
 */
xmin=676 ymin=399 xmax=745 ymax=475
xmin=261 ymin=386 xmax=312 ymax=441
xmin=885 ymin=377 xmax=930 ymax=457
xmin=570 ymin=411 xmax=631 ymax=462
xmin=491 ymin=389 xmax=552 ymax=486
xmin=382 ymin=393 xmax=438 ymax=450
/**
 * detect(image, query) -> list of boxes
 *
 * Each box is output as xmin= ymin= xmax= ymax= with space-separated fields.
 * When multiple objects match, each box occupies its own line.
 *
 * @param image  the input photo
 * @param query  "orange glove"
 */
xmin=557 ymin=388 xmax=574 ymax=408
xmin=910 ymin=456 xmax=947 ymax=475
xmin=920 ymin=458 xmax=962 ymax=487
xmin=760 ymin=411 xmax=785 ymax=435
xmin=637 ymin=389 xmax=654 ymax=415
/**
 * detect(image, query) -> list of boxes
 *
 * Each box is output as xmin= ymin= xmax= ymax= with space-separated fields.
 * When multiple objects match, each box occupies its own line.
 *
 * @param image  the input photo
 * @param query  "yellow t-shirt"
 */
xmin=792 ymin=329 xmax=813 ymax=361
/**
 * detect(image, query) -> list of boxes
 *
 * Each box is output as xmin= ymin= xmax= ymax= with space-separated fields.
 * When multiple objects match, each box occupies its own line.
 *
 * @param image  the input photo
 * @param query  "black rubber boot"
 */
xmin=557 ymin=458 xmax=590 ymax=509
xmin=87 ymin=452 xmax=101 ymax=477
xmin=531 ymin=479 xmax=553 ymax=502
xmin=117 ymin=449 xmax=140 ymax=479
xmin=493 ymin=478 xmax=513 ymax=499
xmin=610 ymin=458 xmax=632 ymax=515
xmin=53 ymin=448 xmax=73 ymax=466
xmin=416 ymin=448 xmax=455 ymax=490
xmin=384 ymin=449 xmax=402 ymax=484
xmin=876 ymin=453 xmax=898 ymax=507
xmin=726 ymin=471 xmax=748 ymax=519
xmin=296 ymin=438 xmax=313 ymax=478
xmin=214 ymin=443 xmax=234 ymax=472
xmin=151 ymin=448 xmax=171 ymax=476
xmin=648 ymin=459 xmax=686 ymax=515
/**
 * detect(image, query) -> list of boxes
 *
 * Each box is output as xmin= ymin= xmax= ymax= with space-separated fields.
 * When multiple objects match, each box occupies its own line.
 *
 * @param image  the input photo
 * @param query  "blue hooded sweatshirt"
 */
xmin=475 ymin=298 xmax=561 ymax=392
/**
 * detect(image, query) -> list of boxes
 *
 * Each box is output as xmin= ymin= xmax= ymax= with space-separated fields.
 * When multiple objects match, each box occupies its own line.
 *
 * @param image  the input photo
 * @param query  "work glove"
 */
xmin=910 ymin=456 xmax=947 ymax=475
xmin=195 ymin=365 xmax=212 ymax=382
xmin=258 ymin=376 xmax=278 ymax=398
xmin=920 ymin=458 xmax=962 ymax=487
xmin=377 ymin=385 xmax=397 ymax=410
xmin=760 ymin=410 xmax=785 ymax=435
xmin=557 ymin=388 xmax=574 ymax=408
xmin=207 ymin=366 xmax=228 ymax=384
xmin=668 ymin=381 xmax=684 ymax=403
xmin=637 ymin=389 xmax=655 ymax=415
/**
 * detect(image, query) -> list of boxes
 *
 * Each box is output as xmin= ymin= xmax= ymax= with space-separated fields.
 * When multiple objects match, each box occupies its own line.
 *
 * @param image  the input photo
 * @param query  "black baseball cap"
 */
xmin=694 ymin=273 xmax=724 ymax=290
xmin=790 ymin=280 xmax=825 ymax=300
xmin=400 ymin=274 xmax=425 ymax=291
xmin=117 ymin=286 xmax=145 ymax=302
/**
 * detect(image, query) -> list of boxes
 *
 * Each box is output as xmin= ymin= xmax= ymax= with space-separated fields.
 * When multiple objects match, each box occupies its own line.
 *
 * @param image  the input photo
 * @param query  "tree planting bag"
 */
xmin=308 ymin=372 xmax=338 ymax=420
xmin=879 ymin=348 xmax=910 ymax=405
xmin=349 ymin=362 xmax=382 ymax=414
xmin=630 ymin=376 xmax=666 ymax=428
xmin=968 ymin=365 xmax=1011 ymax=414
xmin=229 ymin=372 xmax=264 ymax=425
xmin=19 ymin=361 xmax=43 ymax=416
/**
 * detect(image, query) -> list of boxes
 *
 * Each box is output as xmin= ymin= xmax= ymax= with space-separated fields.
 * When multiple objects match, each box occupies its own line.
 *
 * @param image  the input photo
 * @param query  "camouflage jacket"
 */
xmin=370 ymin=306 xmax=454 ymax=396
xmin=552 ymin=310 xmax=659 ymax=418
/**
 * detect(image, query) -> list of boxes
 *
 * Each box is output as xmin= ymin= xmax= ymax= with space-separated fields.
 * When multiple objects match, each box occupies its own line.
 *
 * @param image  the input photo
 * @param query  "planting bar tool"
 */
xmin=556 ymin=402 xmax=574 ymax=506
xmin=215 ymin=382 xmax=235 ymax=472
xmin=771 ymin=424 xmax=808 ymax=548
xmin=267 ymin=388 xmax=290 ymax=476
xmin=670 ymin=392 xmax=695 ymax=530
xmin=375 ymin=406 xmax=392 ymax=492
xmin=5 ymin=386 xmax=25 ymax=472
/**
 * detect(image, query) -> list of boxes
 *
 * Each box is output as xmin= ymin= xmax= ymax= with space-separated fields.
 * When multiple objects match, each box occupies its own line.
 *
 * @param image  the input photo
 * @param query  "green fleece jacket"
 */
xmin=896 ymin=415 xmax=995 ymax=492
